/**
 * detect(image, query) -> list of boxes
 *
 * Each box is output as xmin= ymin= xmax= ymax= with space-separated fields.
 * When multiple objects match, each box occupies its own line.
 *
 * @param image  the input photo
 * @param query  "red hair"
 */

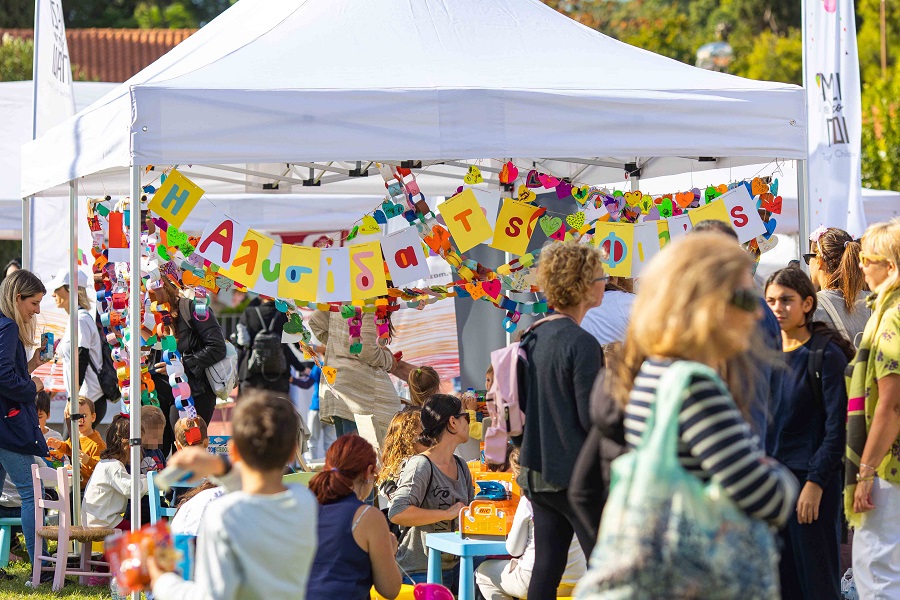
xmin=308 ymin=434 xmax=377 ymax=505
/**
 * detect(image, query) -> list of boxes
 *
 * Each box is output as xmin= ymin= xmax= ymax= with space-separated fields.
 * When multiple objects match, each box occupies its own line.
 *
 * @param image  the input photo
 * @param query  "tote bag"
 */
xmin=575 ymin=361 xmax=779 ymax=599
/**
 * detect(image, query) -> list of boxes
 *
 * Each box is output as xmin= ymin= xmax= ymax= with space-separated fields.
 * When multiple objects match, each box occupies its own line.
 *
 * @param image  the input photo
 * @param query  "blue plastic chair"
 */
xmin=0 ymin=516 xmax=22 ymax=567
xmin=148 ymin=471 xmax=200 ymax=525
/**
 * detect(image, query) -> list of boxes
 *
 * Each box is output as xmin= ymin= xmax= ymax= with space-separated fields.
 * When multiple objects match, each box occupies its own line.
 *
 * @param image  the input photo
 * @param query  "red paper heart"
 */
xmin=499 ymin=161 xmax=519 ymax=185
xmin=482 ymin=279 xmax=502 ymax=300
xmin=525 ymin=170 xmax=542 ymax=189
xmin=761 ymin=194 xmax=783 ymax=214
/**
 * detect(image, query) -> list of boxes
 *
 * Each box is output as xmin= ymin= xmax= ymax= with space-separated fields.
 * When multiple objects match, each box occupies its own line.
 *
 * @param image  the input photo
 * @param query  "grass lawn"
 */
xmin=0 ymin=561 xmax=116 ymax=599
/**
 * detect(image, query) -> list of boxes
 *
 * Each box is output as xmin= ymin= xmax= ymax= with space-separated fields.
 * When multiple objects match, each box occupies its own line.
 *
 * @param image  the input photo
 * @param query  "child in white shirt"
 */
xmin=82 ymin=414 xmax=148 ymax=529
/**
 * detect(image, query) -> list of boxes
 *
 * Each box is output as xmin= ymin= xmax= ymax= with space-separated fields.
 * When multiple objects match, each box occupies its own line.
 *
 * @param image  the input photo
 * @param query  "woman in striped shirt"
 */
xmin=615 ymin=234 xmax=799 ymax=572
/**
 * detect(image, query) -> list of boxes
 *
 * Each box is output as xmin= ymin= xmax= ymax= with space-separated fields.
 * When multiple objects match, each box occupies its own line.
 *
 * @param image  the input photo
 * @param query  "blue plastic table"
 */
xmin=425 ymin=532 xmax=508 ymax=600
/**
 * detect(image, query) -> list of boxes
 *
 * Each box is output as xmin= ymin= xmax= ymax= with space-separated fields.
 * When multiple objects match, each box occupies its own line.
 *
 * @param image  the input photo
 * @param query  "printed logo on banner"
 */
xmin=194 ymin=215 xmax=250 ymax=270
xmin=437 ymin=189 xmax=493 ymax=253
xmin=317 ymin=248 xmax=351 ymax=303
xmin=216 ymin=229 xmax=275 ymax=289
xmin=381 ymin=227 xmax=430 ymax=287
xmin=593 ymin=221 xmax=635 ymax=277
xmin=349 ymin=242 xmax=388 ymax=301
xmin=148 ymin=169 xmax=205 ymax=229
xmin=278 ymin=245 xmax=320 ymax=302
xmin=490 ymin=199 xmax=543 ymax=256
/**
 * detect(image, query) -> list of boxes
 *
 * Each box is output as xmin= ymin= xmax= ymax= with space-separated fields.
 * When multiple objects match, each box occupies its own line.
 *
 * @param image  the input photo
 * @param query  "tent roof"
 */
xmin=22 ymin=0 xmax=807 ymax=197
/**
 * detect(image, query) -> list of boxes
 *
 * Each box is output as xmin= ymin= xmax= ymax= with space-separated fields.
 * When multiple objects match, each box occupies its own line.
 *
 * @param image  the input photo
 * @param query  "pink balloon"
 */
xmin=413 ymin=583 xmax=454 ymax=600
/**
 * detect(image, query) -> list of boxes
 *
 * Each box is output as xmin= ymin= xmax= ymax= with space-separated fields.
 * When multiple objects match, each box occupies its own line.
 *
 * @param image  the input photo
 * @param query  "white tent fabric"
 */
xmin=22 ymin=0 xmax=806 ymax=197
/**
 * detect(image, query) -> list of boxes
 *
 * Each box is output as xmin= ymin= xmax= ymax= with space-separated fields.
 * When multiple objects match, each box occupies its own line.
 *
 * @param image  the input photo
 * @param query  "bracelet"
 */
xmin=860 ymin=462 xmax=878 ymax=471
xmin=856 ymin=473 xmax=875 ymax=482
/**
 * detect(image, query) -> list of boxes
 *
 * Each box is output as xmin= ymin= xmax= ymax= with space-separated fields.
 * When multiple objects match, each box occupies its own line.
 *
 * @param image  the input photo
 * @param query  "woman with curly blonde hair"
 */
xmin=517 ymin=241 xmax=605 ymax=598
xmin=377 ymin=409 xmax=425 ymax=500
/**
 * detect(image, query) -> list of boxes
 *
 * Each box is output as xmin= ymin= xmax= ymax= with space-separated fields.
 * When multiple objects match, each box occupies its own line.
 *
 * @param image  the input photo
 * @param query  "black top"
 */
xmin=0 ymin=311 xmax=48 ymax=456
xmin=237 ymin=300 xmax=305 ymax=393
xmin=518 ymin=316 xmax=603 ymax=488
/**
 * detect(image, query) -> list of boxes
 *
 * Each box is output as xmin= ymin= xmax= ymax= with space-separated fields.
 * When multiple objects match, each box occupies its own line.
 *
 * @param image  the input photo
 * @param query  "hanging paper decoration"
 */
xmin=490 ymin=199 xmax=544 ymax=256
xmin=147 ymin=168 xmax=204 ymax=229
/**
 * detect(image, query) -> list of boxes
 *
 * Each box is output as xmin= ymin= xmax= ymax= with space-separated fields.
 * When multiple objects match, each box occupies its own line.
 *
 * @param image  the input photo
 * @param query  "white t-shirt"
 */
xmin=56 ymin=309 xmax=104 ymax=402
xmin=580 ymin=290 xmax=637 ymax=346
xmin=170 ymin=486 xmax=225 ymax=536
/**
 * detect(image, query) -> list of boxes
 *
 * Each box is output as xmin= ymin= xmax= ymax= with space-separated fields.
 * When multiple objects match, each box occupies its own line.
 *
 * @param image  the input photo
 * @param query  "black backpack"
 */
xmin=88 ymin=316 xmax=122 ymax=403
xmin=246 ymin=307 xmax=287 ymax=380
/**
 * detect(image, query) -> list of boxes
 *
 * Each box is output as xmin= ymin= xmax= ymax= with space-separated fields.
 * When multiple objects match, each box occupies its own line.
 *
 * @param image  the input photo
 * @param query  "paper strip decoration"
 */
xmin=107 ymin=211 xmax=130 ymax=263
xmin=593 ymin=221 xmax=635 ymax=277
xmin=278 ymin=245 xmax=321 ymax=302
xmin=147 ymin=169 xmax=204 ymax=229
xmin=719 ymin=186 xmax=767 ymax=243
xmin=688 ymin=198 xmax=730 ymax=227
xmin=349 ymin=241 xmax=389 ymax=301
xmin=490 ymin=199 xmax=543 ymax=256
xmin=194 ymin=214 xmax=250 ymax=270
xmin=317 ymin=248 xmax=352 ymax=303
xmin=217 ymin=229 xmax=275 ymax=289
xmin=381 ymin=226 xmax=431 ymax=287
xmin=667 ymin=214 xmax=693 ymax=241
xmin=437 ymin=189 xmax=493 ymax=253
xmin=632 ymin=222 xmax=662 ymax=277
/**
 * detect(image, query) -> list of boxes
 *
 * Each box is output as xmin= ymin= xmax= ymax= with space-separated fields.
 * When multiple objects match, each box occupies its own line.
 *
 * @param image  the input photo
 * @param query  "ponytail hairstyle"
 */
xmin=408 ymin=366 xmax=441 ymax=407
xmin=0 ymin=269 xmax=46 ymax=346
xmin=101 ymin=414 xmax=131 ymax=465
xmin=765 ymin=267 xmax=856 ymax=360
xmin=418 ymin=394 xmax=463 ymax=447
xmin=812 ymin=227 xmax=866 ymax=313
xmin=308 ymin=434 xmax=376 ymax=505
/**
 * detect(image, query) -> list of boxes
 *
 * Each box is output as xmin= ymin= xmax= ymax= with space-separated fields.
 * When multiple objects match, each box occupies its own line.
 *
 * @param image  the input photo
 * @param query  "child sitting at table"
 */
xmin=475 ymin=448 xmax=586 ymax=599
xmin=140 ymin=405 xmax=168 ymax=473
xmin=46 ymin=397 xmax=105 ymax=489
xmin=82 ymin=414 xmax=148 ymax=530
xmin=35 ymin=391 xmax=61 ymax=444
xmin=149 ymin=390 xmax=318 ymax=600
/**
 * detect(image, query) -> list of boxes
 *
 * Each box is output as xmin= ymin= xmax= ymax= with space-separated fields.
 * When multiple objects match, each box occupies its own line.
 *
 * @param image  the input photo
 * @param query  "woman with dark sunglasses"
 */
xmin=805 ymin=226 xmax=871 ymax=348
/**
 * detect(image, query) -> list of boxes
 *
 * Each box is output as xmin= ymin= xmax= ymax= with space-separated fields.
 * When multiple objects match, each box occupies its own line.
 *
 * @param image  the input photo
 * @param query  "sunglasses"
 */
xmin=860 ymin=252 xmax=889 ymax=267
xmin=802 ymin=253 xmax=817 ymax=265
xmin=593 ymin=276 xmax=610 ymax=284
xmin=730 ymin=288 xmax=759 ymax=313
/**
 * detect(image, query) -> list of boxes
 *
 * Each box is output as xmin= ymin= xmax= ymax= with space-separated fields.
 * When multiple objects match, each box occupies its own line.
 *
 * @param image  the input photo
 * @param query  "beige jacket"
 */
xmin=308 ymin=311 xmax=401 ymax=439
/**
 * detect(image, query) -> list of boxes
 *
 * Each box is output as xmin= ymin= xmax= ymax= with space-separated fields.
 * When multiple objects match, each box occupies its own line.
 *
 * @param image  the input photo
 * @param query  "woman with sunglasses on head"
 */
xmin=845 ymin=219 xmax=900 ymax=599
xmin=805 ymin=226 xmax=871 ymax=347
xmin=764 ymin=267 xmax=855 ymax=600
xmin=388 ymin=394 xmax=474 ymax=591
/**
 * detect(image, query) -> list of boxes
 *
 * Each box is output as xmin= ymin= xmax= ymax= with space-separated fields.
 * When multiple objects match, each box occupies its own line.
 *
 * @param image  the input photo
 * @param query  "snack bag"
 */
xmin=106 ymin=521 xmax=178 ymax=593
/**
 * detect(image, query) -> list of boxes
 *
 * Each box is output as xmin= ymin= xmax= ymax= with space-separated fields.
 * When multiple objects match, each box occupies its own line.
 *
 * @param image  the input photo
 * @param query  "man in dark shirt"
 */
xmin=236 ymin=298 xmax=308 ymax=395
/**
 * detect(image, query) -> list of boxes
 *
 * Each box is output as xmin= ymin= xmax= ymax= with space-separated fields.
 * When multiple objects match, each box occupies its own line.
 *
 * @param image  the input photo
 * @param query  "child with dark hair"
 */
xmin=765 ymin=267 xmax=855 ymax=599
xmin=140 ymin=405 xmax=168 ymax=474
xmin=34 ymin=391 xmax=61 ymax=443
xmin=149 ymin=390 xmax=318 ymax=600
xmin=307 ymin=434 xmax=402 ymax=599
xmin=81 ymin=414 xmax=148 ymax=530
xmin=389 ymin=394 xmax=474 ymax=588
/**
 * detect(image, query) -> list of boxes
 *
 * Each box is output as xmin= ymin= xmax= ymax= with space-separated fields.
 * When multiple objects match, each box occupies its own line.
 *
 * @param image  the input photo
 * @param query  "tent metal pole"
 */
xmin=68 ymin=180 xmax=82 ymax=526
xmin=22 ymin=198 xmax=32 ymax=269
xmin=797 ymin=159 xmax=810 ymax=267
xmin=128 ymin=165 xmax=143 ymax=550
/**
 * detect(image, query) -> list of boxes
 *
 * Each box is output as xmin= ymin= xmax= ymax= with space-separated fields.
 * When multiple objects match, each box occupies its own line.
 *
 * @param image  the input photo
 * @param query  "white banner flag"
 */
xmin=33 ymin=0 xmax=76 ymax=136
xmin=804 ymin=0 xmax=866 ymax=237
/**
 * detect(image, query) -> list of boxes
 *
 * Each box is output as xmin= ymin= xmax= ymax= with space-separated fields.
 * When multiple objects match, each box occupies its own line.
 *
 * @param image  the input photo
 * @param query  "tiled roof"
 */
xmin=0 ymin=28 xmax=196 ymax=82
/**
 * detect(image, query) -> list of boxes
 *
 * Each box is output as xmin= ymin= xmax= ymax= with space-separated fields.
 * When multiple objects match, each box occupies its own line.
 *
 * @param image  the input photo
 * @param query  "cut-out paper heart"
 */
xmin=716 ymin=184 xmax=728 ymax=194
xmin=549 ymin=224 xmax=567 ymax=241
xmin=372 ymin=210 xmax=387 ymax=225
xmin=382 ymin=200 xmax=404 ymax=218
xmin=465 ymin=282 xmax=485 ymax=300
xmin=424 ymin=226 xmax=452 ymax=254
xmin=402 ymin=210 xmax=418 ymax=224
xmin=566 ymin=212 xmax=586 ymax=230
xmin=761 ymin=194 xmax=783 ymax=215
xmin=658 ymin=197 xmax=674 ymax=219
xmin=675 ymin=191 xmax=694 ymax=208
xmin=742 ymin=181 xmax=753 ymax=196
xmin=322 ymin=366 xmax=337 ymax=385
xmin=704 ymin=186 xmax=721 ymax=204
xmin=555 ymin=180 xmax=573 ymax=199
xmin=757 ymin=233 xmax=779 ymax=253
xmin=360 ymin=215 xmax=381 ymax=234
xmin=283 ymin=313 xmax=305 ymax=334
xmin=525 ymin=170 xmax=542 ymax=189
xmin=763 ymin=218 xmax=777 ymax=239
xmin=587 ymin=187 xmax=607 ymax=208
xmin=770 ymin=179 xmax=779 ymax=196
xmin=539 ymin=174 xmax=560 ymax=189
xmin=166 ymin=226 xmax=188 ymax=248
xmin=340 ymin=305 xmax=356 ymax=319
xmin=638 ymin=195 xmax=653 ymax=214
xmin=499 ymin=161 xmax=518 ymax=185
xmin=623 ymin=190 xmax=643 ymax=206
xmin=642 ymin=206 xmax=661 ymax=221
xmin=346 ymin=225 xmax=360 ymax=240
xmin=621 ymin=206 xmax=641 ymax=223
xmin=602 ymin=195 xmax=625 ymax=219
xmin=517 ymin=185 xmax=536 ymax=203
xmin=751 ymin=177 xmax=769 ymax=196
xmin=571 ymin=185 xmax=590 ymax=204
xmin=464 ymin=165 xmax=484 ymax=185
xmin=539 ymin=215 xmax=563 ymax=236
xmin=482 ymin=279 xmax=502 ymax=300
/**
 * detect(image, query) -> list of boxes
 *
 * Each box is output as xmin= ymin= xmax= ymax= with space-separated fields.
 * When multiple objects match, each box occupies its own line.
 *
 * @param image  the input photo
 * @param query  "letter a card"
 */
xmin=436 ymin=189 xmax=493 ymax=253
xmin=381 ymin=227 xmax=430 ymax=287
xmin=217 ymin=229 xmax=274 ymax=289
xmin=593 ymin=221 xmax=635 ymax=278
xmin=194 ymin=212 xmax=250 ymax=269
xmin=148 ymin=169 xmax=204 ymax=228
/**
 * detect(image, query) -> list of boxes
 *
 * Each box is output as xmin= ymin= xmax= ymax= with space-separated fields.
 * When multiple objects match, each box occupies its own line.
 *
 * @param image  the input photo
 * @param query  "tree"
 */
xmin=134 ymin=1 xmax=198 ymax=29
xmin=0 ymin=34 xmax=33 ymax=81
xmin=739 ymin=28 xmax=802 ymax=85
xmin=861 ymin=66 xmax=900 ymax=191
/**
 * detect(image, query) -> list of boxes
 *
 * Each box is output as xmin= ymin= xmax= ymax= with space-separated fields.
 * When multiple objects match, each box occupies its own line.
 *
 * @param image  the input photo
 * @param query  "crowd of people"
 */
xmin=0 ymin=216 xmax=898 ymax=599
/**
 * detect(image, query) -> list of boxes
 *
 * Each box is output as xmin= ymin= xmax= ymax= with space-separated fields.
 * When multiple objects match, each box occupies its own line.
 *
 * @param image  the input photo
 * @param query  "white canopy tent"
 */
xmin=21 ymin=0 xmax=808 ymax=538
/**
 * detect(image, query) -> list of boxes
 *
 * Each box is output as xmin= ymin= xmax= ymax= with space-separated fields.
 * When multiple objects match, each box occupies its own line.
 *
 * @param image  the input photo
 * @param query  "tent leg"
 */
xmin=797 ymin=159 xmax=810 ymax=269
xmin=128 ymin=165 xmax=143 ymax=562
xmin=22 ymin=197 xmax=32 ymax=270
xmin=68 ymin=181 xmax=82 ymax=526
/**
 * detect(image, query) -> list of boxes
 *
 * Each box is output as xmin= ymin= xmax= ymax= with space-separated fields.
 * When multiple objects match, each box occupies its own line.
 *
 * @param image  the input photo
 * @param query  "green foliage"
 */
xmin=739 ymin=28 xmax=802 ymax=85
xmin=861 ymin=66 xmax=900 ymax=191
xmin=134 ymin=1 xmax=198 ymax=29
xmin=0 ymin=35 xmax=33 ymax=82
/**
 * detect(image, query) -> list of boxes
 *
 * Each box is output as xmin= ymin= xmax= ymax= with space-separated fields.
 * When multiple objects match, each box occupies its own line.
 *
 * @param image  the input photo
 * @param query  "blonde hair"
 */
xmin=377 ymin=409 xmax=422 ymax=486
xmin=60 ymin=284 xmax=92 ymax=311
xmin=408 ymin=366 xmax=441 ymax=407
xmin=0 ymin=269 xmax=46 ymax=346
xmin=536 ymin=242 xmax=603 ymax=309
xmin=860 ymin=218 xmax=900 ymax=295
xmin=613 ymin=234 xmax=754 ymax=407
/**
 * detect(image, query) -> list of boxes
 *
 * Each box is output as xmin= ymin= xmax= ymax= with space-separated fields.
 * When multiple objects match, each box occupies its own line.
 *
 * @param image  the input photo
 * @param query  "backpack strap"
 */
xmin=807 ymin=332 xmax=830 ymax=408
xmin=817 ymin=292 xmax=851 ymax=343
xmin=253 ymin=307 xmax=270 ymax=333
